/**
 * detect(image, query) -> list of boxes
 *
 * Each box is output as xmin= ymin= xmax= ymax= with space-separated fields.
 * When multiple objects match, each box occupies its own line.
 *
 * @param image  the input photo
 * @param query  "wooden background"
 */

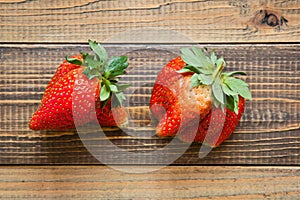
xmin=0 ymin=0 xmax=299 ymax=199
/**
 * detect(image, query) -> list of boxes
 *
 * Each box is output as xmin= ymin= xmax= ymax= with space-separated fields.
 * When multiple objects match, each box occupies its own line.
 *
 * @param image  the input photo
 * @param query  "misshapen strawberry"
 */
xmin=150 ymin=57 xmax=213 ymax=137
xmin=150 ymin=47 xmax=252 ymax=147
xmin=29 ymin=40 xmax=129 ymax=130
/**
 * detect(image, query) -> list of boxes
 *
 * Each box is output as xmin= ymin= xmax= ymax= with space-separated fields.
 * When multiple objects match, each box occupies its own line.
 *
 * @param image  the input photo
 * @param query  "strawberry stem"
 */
xmin=213 ymin=63 xmax=224 ymax=79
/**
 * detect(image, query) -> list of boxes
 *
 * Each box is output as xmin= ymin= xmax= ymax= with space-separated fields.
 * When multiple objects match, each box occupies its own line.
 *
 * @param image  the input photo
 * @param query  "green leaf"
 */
xmin=177 ymin=65 xmax=201 ymax=74
xmin=101 ymin=99 xmax=109 ymax=109
xmin=83 ymin=68 xmax=101 ymax=80
xmin=109 ymin=77 xmax=118 ymax=82
xmin=223 ymin=71 xmax=247 ymax=76
xmin=211 ymin=93 xmax=220 ymax=108
xmin=177 ymin=68 xmax=193 ymax=73
xmin=221 ymin=83 xmax=238 ymax=96
xmin=88 ymin=40 xmax=108 ymax=64
xmin=198 ymin=74 xmax=214 ymax=85
xmin=111 ymin=93 xmax=120 ymax=108
xmin=105 ymin=56 xmax=128 ymax=77
xmin=212 ymin=81 xmax=225 ymax=105
xmin=100 ymin=85 xmax=110 ymax=101
xmin=80 ymin=52 xmax=89 ymax=59
xmin=226 ymin=95 xmax=239 ymax=114
xmin=238 ymin=85 xmax=252 ymax=100
xmin=112 ymin=92 xmax=126 ymax=107
xmin=225 ymin=95 xmax=235 ymax=112
xmin=65 ymin=56 xmax=82 ymax=66
xmin=84 ymin=55 xmax=101 ymax=70
xmin=190 ymin=73 xmax=200 ymax=89
xmin=180 ymin=48 xmax=201 ymax=67
xmin=107 ymin=56 xmax=127 ymax=68
xmin=109 ymin=84 xmax=118 ymax=93
xmin=117 ymin=84 xmax=131 ymax=92
xmin=199 ymin=68 xmax=213 ymax=75
xmin=233 ymin=94 xmax=239 ymax=114
xmin=225 ymin=77 xmax=248 ymax=87
xmin=216 ymin=57 xmax=225 ymax=68
xmin=191 ymin=46 xmax=214 ymax=68
xmin=210 ymin=51 xmax=217 ymax=64
xmin=225 ymin=77 xmax=252 ymax=100
xmin=181 ymin=47 xmax=215 ymax=69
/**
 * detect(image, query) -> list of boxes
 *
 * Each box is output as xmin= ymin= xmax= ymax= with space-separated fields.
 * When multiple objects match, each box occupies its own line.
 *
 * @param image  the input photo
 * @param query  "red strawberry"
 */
xmin=150 ymin=56 xmax=212 ymax=137
xmin=29 ymin=40 xmax=129 ymax=130
xmin=43 ymin=54 xmax=82 ymax=98
xmin=30 ymin=68 xmax=99 ymax=130
xmin=150 ymin=47 xmax=252 ymax=147
xmin=178 ymin=96 xmax=245 ymax=147
xmin=95 ymin=99 xmax=128 ymax=127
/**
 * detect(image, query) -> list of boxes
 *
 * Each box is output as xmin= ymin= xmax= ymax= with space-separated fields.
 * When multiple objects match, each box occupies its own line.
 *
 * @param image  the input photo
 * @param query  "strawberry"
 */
xmin=178 ymin=96 xmax=245 ymax=147
xmin=150 ymin=57 xmax=213 ymax=137
xmin=29 ymin=40 xmax=129 ymax=130
xmin=150 ymin=47 xmax=252 ymax=147
xmin=30 ymin=67 xmax=99 ymax=130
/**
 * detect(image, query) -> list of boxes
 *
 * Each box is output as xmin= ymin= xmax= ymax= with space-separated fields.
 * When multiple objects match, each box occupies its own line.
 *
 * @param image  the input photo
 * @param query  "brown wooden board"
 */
xmin=0 ymin=44 xmax=299 ymax=165
xmin=0 ymin=166 xmax=299 ymax=199
xmin=0 ymin=0 xmax=299 ymax=43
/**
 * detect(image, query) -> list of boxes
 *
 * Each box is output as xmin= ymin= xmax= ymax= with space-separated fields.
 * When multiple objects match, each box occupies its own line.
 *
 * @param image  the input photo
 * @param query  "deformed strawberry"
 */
xmin=150 ymin=57 xmax=212 ymax=137
xmin=29 ymin=40 xmax=130 ymax=130
xmin=150 ymin=47 xmax=252 ymax=147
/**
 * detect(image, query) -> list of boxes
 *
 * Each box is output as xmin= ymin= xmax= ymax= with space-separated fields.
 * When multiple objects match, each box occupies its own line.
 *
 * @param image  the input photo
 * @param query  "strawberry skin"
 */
xmin=150 ymin=57 xmax=185 ymax=136
xmin=29 ymin=68 xmax=99 ymax=130
xmin=95 ymin=99 xmax=128 ymax=127
xmin=179 ymin=96 xmax=245 ymax=147
xmin=43 ymin=55 xmax=82 ymax=99
xmin=150 ymin=57 xmax=212 ymax=137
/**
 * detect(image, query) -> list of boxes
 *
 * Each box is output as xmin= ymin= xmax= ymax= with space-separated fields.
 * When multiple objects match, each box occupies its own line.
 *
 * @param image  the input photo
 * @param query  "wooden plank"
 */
xmin=0 ymin=44 xmax=299 ymax=165
xmin=0 ymin=166 xmax=299 ymax=199
xmin=0 ymin=0 xmax=299 ymax=43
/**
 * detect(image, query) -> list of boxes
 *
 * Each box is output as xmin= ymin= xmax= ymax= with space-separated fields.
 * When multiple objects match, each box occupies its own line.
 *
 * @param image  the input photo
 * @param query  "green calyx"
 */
xmin=178 ymin=47 xmax=252 ymax=114
xmin=66 ymin=39 xmax=130 ymax=107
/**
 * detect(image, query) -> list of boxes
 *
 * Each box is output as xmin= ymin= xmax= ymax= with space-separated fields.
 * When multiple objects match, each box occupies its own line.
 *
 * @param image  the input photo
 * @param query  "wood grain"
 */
xmin=0 ymin=166 xmax=299 ymax=199
xmin=0 ymin=44 xmax=299 ymax=165
xmin=0 ymin=0 xmax=299 ymax=43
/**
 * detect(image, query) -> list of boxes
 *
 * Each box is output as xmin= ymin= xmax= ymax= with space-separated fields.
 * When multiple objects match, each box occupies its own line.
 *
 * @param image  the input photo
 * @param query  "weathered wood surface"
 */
xmin=0 ymin=0 xmax=299 ymax=43
xmin=0 ymin=44 xmax=299 ymax=165
xmin=0 ymin=166 xmax=299 ymax=199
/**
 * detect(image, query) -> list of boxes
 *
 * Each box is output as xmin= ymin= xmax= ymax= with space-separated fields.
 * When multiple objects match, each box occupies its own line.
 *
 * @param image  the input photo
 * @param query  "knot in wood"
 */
xmin=248 ymin=9 xmax=288 ymax=32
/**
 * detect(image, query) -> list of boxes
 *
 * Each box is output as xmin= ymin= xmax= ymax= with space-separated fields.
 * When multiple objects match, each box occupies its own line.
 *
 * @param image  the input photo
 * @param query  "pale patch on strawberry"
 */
xmin=176 ymin=75 xmax=212 ymax=121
